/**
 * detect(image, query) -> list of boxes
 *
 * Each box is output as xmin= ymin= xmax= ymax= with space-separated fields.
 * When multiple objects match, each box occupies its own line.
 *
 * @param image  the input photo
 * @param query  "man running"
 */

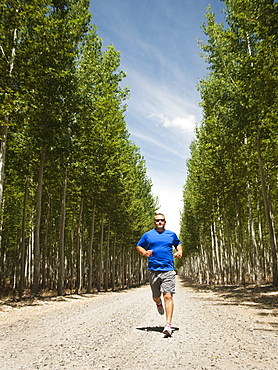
xmin=136 ymin=213 xmax=182 ymax=336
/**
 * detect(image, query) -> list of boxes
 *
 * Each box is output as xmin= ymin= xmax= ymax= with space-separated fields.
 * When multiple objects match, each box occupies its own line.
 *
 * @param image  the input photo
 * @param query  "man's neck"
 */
xmin=155 ymin=227 xmax=165 ymax=233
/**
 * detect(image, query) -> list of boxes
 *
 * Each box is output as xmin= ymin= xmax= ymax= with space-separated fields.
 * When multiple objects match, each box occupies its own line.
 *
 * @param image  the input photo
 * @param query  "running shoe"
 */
xmin=163 ymin=323 xmax=172 ymax=336
xmin=156 ymin=301 xmax=164 ymax=315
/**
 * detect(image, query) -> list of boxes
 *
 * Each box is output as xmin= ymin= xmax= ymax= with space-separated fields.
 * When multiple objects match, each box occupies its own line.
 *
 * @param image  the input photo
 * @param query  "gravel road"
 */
xmin=0 ymin=277 xmax=277 ymax=369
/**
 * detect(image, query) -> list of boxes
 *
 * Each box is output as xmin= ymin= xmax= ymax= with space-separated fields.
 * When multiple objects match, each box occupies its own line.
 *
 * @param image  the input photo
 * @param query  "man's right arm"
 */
xmin=136 ymin=246 xmax=153 ymax=257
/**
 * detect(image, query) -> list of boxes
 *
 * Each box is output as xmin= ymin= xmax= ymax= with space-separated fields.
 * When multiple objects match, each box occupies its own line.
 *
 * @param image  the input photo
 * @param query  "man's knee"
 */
xmin=163 ymin=292 xmax=173 ymax=301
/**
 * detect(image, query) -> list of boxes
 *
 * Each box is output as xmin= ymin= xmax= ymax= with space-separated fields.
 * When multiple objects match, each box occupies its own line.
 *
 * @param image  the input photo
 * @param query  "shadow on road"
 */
xmin=179 ymin=276 xmax=278 ymax=314
xmin=136 ymin=326 xmax=179 ymax=333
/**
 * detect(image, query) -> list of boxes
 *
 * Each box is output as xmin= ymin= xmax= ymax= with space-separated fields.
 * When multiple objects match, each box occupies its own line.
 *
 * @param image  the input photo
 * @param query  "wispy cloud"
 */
xmin=130 ymin=131 xmax=187 ymax=160
xmin=122 ymin=57 xmax=202 ymax=122
xmin=147 ymin=113 xmax=196 ymax=133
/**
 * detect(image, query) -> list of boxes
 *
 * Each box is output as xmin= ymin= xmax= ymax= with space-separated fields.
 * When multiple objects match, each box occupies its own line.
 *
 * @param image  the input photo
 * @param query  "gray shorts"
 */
xmin=148 ymin=270 xmax=176 ymax=297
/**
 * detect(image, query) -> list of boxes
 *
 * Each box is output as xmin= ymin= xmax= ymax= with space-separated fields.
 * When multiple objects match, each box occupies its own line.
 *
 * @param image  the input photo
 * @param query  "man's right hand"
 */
xmin=144 ymin=250 xmax=153 ymax=257
xmin=136 ymin=246 xmax=153 ymax=257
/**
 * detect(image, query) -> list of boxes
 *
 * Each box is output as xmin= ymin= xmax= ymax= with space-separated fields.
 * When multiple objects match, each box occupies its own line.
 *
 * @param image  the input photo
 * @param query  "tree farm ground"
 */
xmin=0 ymin=276 xmax=277 ymax=369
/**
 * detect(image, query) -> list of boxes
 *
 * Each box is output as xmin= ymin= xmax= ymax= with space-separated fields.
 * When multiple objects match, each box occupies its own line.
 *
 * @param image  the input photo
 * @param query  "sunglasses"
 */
xmin=154 ymin=219 xmax=165 ymax=222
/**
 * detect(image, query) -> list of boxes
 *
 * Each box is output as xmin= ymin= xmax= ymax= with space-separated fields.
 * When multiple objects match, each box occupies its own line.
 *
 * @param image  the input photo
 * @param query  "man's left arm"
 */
xmin=173 ymin=244 xmax=182 ymax=259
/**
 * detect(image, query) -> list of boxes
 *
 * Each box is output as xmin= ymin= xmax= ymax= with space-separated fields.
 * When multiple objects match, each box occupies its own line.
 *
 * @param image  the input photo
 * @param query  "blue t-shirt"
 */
xmin=137 ymin=228 xmax=181 ymax=271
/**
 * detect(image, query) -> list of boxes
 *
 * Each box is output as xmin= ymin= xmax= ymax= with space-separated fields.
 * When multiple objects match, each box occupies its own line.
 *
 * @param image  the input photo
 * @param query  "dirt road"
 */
xmin=0 ymin=277 xmax=277 ymax=369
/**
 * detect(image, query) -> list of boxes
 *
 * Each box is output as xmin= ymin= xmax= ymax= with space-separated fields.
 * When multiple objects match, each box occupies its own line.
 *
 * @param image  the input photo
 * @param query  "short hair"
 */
xmin=154 ymin=213 xmax=165 ymax=219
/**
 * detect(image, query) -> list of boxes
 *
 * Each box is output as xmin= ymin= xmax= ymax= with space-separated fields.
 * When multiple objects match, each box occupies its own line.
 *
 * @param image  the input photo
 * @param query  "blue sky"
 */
xmin=89 ymin=0 xmax=225 ymax=234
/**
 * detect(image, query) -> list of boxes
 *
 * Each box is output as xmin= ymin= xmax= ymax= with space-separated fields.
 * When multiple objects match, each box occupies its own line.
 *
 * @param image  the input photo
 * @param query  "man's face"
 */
xmin=154 ymin=215 xmax=166 ymax=230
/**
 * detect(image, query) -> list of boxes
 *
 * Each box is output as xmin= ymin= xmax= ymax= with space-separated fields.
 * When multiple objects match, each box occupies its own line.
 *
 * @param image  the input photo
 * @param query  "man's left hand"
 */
xmin=174 ymin=251 xmax=182 ymax=259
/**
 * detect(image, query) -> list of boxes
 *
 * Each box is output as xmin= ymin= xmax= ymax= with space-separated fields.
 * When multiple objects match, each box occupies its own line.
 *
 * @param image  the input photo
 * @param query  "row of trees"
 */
xmin=0 ymin=0 xmax=156 ymax=298
xmin=179 ymin=0 xmax=278 ymax=286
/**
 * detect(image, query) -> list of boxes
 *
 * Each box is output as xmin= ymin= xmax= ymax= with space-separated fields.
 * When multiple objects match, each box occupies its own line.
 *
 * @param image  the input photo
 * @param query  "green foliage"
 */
xmin=0 ymin=0 xmax=156 ymax=295
xmin=180 ymin=0 xmax=278 ymax=286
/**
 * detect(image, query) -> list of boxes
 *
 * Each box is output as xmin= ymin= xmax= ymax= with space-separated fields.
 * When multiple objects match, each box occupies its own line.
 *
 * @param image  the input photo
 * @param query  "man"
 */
xmin=136 ymin=213 xmax=182 ymax=337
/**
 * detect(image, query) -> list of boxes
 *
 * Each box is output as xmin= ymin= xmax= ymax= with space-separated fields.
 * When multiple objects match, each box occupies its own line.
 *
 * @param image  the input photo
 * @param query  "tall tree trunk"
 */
xmin=41 ymin=194 xmax=50 ymax=290
xmin=246 ymin=176 xmax=260 ymax=286
xmin=19 ymin=176 xmax=28 ymax=299
xmin=211 ymin=219 xmax=220 ymax=284
xmin=75 ymin=195 xmax=84 ymax=294
xmin=97 ymin=214 xmax=104 ymax=291
xmin=87 ymin=204 xmax=96 ymax=293
xmin=121 ymin=247 xmax=126 ymax=289
xmin=256 ymin=126 xmax=278 ymax=286
xmin=127 ymin=250 xmax=131 ymax=289
xmin=224 ymin=214 xmax=233 ymax=284
xmin=111 ymin=232 xmax=116 ymax=291
xmin=0 ymin=24 xmax=17 ymax=210
xmin=58 ymin=169 xmax=67 ymax=296
xmin=257 ymin=200 xmax=266 ymax=280
xmin=105 ymin=217 xmax=110 ymax=292
xmin=0 ymin=124 xmax=8 ymax=289
xmin=69 ymin=210 xmax=75 ymax=291
xmin=217 ymin=211 xmax=225 ymax=283
xmin=0 ymin=124 xmax=8 ymax=210
xmin=32 ymin=148 xmax=45 ymax=296
xmin=235 ymin=193 xmax=245 ymax=285
xmin=0 ymin=26 xmax=18 ymax=268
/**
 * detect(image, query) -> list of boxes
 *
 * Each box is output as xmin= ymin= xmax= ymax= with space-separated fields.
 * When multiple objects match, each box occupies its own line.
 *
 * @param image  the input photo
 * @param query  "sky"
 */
xmin=89 ymin=0 xmax=226 ymax=234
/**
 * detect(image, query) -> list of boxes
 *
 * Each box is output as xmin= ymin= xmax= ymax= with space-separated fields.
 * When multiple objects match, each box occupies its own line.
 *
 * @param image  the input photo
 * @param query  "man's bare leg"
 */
xmin=153 ymin=296 xmax=162 ymax=304
xmin=163 ymin=292 xmax=174 ymax=324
